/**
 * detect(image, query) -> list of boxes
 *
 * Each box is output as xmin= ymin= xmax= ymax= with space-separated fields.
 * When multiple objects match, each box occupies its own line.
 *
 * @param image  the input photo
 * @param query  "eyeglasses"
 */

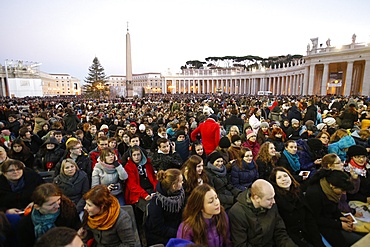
xmin=5 ymin=168 xmax=22 ymax=173
xmin=353 ymin=155 xmax=366 ymax=160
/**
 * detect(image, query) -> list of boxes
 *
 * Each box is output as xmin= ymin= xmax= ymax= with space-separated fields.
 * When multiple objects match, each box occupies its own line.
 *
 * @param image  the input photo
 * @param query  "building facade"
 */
xmin=161 ymin=37 xmax=370 ymax=96
xmin=0 ymin=60 xmax=81 ymax=97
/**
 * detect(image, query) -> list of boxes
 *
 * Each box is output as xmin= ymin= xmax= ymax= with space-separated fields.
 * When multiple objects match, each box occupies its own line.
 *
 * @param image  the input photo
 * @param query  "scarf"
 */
xmin=154 ymin=188 xmax=185 ymax=213
xmin=87 ymin=196 xmax=120 ymax=230
xmin=320 ymin=178 xmax=341 ymax=203
xmin=31 ymin=207 xmax=60 ymax=239
xmin=283 ymin=149 xmax=301 ymax=172
xmin=8 ymin=176 xmax=25 ymax=193
xmin=348 ymin=160 xmax=367 ymax=177
xmin=207 ymin=162 xmax=227 ymax=177
xmin=242 ymin=160 xmax=256 ymax=170
xmin=59 ymin=171 xmax=79 ymax=184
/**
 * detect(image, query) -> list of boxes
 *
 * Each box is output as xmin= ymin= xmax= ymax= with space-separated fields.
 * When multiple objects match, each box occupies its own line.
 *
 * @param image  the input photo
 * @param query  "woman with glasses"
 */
xmin=54 ymin=158 xmax=89 ymax=214
xmin=0 ymin=159 xmax=43 ymax=215
xmin=230 ymin=148 xmax=258 ymax=191
xmin=18 ymin=183 xmax=80 ymax=247
xmin=305 ymin=170 xmax=363 ymax=246
xmin=320 ymin=153 xmax=361 ymax=216
xmin=92 ymin=148 xmax=128 ymax=206
xmin=345 ymin=145 xmax=370 ymax=204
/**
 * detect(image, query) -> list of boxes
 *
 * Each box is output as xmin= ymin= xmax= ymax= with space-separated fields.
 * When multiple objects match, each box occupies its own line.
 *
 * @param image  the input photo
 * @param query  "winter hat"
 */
xmin=260 ymin=122 xmax=269 ymax=128
xmin=246 ymin=130 xmax=256 ymax=140
xmin=41 ymin=137 xmax=59 ymax=147
xmin=231 ymin=135 xmax=241 ymax=144
xmin=291 ymin=119 xmax=299 ymax=125
xmin=219 ymin=136 xmax=231 ymax=148
xmin=307 ymin=138 xmax=323 ymax=151
xmin=323 ymin=117 xmax=336 ymax=126
xmin=100 ymin=124 xmax=109 ymax=130
xmin=326 ymin=170 xmax=354 ymax=191
xmin=316 ymin=123 xmax=327 ymax=131
xmin=139 ymin=124 xmax=146 ymax=131
xmin=269 ymin=121 xmax=280 ymax=127
xmin=347 ymin=145 xmax=368 ymax=158
xmin=175 ymin=130 xmax=186 ymax=138
xmin=208 ymin=151 xmax=224 ymax=164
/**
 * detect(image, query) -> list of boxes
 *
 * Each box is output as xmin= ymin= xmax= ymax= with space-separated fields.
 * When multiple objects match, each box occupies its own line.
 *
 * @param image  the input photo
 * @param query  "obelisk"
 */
xmin=126 ymin=22 xmax=133 ymax=98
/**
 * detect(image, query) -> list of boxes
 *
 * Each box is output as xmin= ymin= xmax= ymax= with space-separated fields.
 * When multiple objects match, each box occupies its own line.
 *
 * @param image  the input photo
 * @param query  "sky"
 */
xmin=1 ymin=0 xmax=370 ymax=82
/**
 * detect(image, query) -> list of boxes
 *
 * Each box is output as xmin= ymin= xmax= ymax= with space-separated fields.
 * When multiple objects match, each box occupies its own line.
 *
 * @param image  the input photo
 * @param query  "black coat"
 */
xmin=145 ymin=183 xmax=185 ymax=245
xmin=274 ymin=191 xmax=325 ymax=247
xmin=305 ymin=182 xmax=351 ymax=247
xmin=0 ymin=168 xmax=44 ymax=212
xmin=205 ymin=165 xmax=241 ymax=210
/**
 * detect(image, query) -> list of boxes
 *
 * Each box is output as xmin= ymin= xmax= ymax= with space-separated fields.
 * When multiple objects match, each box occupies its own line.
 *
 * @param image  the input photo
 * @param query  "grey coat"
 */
xmin=88 ymin=208 xmax=136 ymax=247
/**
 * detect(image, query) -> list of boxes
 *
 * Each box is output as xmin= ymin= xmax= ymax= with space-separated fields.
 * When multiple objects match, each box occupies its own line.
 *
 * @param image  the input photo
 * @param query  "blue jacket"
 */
xmin=230 ymin=160 xmax=259 ymax=191
xmin=328 ymin=136 xmax=355 ymax=161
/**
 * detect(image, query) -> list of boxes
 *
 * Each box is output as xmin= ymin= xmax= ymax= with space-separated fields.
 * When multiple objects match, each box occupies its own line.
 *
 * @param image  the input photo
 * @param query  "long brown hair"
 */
xmin=256 ymin=142 xmax=277 ymax=165
xmin=269 ymin=167 xmax=300 ymax=197
xmin=181 ymin=184 xmax=229 ymax=246
xmin=181 ymin=155 xmax=208 ymax=194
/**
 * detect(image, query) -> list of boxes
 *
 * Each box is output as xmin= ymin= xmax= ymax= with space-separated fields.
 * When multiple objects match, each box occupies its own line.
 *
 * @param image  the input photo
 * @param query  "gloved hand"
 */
xmin=113 ymin=161 xmax=121 ymax=168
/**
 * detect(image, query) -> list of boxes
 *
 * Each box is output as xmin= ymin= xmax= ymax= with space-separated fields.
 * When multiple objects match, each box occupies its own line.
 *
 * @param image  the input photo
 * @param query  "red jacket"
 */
xmin=190 ymin=118 xmax=220 ymax=155
xmin=124 ymin=158 xmax=158 ymax=205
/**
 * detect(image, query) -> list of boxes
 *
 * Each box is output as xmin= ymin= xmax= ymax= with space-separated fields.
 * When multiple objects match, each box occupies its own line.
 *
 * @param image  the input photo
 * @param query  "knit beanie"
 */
xmin=246 ymin=130 xmax=256 ymax=140
xmin=175 ymin=130 xmax=186 ymax=138
xmin=347 ymin=145 xmax=368 ymax=158
xmin=316 ymin=123 xmax=326 ymax=131
xmin=231 ymin=135 xmax=241 ymax=144
xmin=219 ymin=136 xmax=231 ymax=148
xmin=260 ymin=122 xmax=269 ymax=128
xmin=291 ymin=119 xmax=299 ymax=125
xmin=323 ymin=117 xmax=336 ymax=126
xmin=208 ymin=152 xmax=224 ymax=164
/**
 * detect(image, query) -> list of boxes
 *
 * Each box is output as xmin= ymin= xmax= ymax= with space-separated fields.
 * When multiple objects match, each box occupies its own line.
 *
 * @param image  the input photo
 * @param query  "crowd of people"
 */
xmin=0 ymin=93 xmax=370 ymax=247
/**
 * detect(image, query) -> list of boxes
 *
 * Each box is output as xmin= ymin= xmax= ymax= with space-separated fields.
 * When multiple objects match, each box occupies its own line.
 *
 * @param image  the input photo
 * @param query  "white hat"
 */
xmin=100 ymin=124 xmax=109 ymax=130
xmin=316 ymin=123 xmax=327 ymax=131
xmin=323 ymin=117 xmax=336 ymax=126
xmin=139 ymin=124 xmax=146 ymax=131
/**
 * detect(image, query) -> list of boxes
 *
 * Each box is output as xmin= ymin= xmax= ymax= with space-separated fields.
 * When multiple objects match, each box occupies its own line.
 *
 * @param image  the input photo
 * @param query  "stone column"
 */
xmin=307 ymin=64 xmax=315 ymax=95
xmin=321 ymin=63 xmax=329 ymax=95
xmin=362 ymin=60 xmax=370 ymax=96
xmin=344 ymin=61 xmax=354 ymax=96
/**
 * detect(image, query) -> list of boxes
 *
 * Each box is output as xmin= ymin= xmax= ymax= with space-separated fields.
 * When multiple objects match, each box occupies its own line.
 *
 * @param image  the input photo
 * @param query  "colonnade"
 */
xmin=163 ymin=70 xmax=305 ymax=95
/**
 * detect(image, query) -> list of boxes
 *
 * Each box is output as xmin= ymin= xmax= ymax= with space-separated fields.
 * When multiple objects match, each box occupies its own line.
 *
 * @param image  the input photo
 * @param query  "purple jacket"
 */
xmin=176 ymin=212 xmax=232 ymax=247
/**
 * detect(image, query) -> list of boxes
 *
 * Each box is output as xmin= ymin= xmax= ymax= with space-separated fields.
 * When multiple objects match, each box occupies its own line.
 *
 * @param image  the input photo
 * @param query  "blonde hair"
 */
xmin=60 ymin=158 xmax=79 ymax=175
